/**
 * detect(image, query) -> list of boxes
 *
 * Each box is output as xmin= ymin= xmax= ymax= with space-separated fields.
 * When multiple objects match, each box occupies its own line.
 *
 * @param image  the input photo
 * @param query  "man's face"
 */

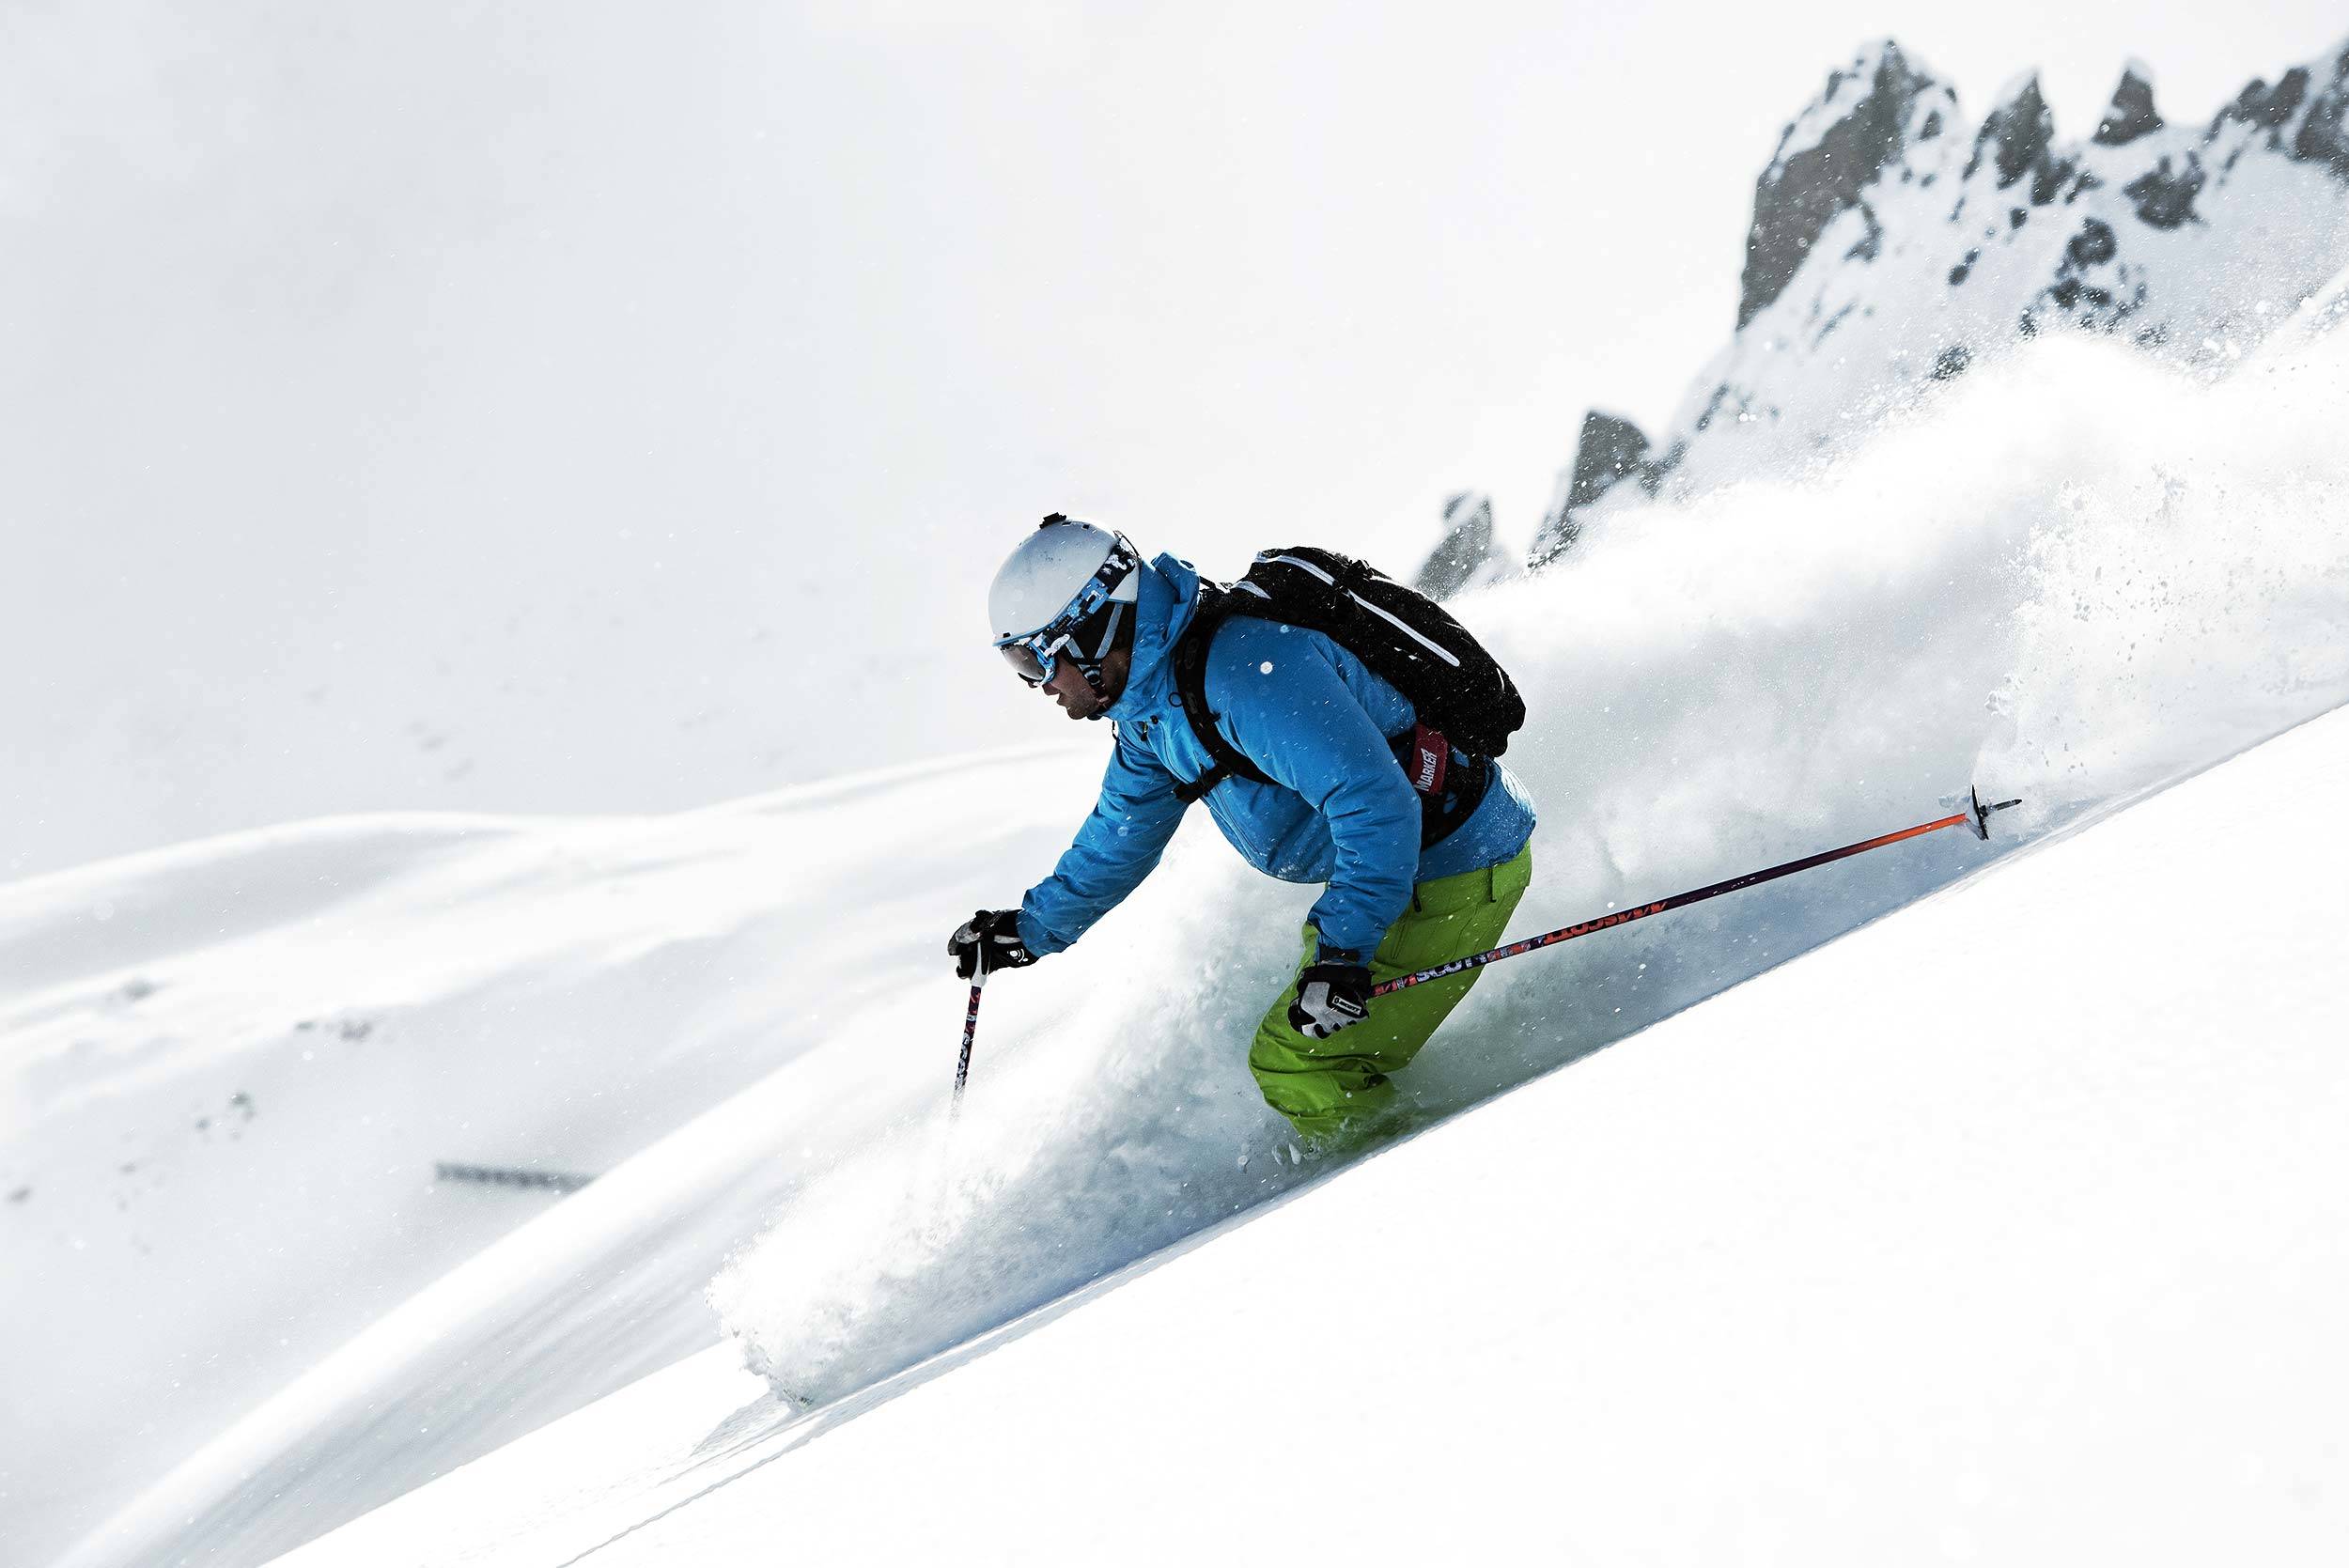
xmin=1040 ymin=647 xmax=1129 ymax=721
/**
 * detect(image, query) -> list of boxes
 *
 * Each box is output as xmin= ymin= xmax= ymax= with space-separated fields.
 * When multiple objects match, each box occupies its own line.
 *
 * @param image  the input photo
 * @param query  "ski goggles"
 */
xmin=993 ymin=536 xmax=1141 ymax=686
xmin=996 ymin=599 xmax=1132 ymax=686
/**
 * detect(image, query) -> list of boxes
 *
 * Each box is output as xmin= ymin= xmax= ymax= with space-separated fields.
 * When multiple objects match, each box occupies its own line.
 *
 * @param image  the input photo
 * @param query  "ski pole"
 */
xmin=1373 ymin=784 xmax=2022 ymax=998
xmin=949 ymin=972 xmax=987 ymax=1121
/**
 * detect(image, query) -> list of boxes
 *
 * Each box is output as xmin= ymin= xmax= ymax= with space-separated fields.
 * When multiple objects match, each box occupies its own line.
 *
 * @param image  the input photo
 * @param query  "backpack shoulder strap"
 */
xmin=1169 ymin=584 xmax=1275 ymax=805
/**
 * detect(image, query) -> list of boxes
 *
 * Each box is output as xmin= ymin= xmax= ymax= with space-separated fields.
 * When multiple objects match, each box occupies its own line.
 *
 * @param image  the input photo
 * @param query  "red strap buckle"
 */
xmin=1408 ymin=722 xmax=1449 ymax=797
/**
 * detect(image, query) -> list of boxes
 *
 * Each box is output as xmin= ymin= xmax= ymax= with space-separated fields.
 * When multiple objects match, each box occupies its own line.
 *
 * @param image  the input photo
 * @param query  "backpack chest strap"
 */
xmin=1168 ymin=587 xmax=1273 ymax=804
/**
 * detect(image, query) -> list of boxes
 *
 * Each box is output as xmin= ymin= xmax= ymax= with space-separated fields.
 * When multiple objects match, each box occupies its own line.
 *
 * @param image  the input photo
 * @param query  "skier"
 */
xmin=949 ymin=516 xmax=1536 ymax=1147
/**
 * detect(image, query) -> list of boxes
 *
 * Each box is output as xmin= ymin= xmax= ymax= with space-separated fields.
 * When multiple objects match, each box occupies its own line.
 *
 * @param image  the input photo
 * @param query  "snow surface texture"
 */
xmin=27 ymin=287 xmax=2349 ymax=1559
xmin=3 ymin=748 xmax=1105 ymax=1566
xmin=1526 ymin=33 xmax=2349 ymax=564
xmin=27 ymin=287 xmax=2347 ymax=1568
xmin=272 ymin=662 xmax=2349 ymax=1568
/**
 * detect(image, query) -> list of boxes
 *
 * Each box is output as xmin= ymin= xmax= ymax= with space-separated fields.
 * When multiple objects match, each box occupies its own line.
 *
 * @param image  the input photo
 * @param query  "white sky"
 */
xmin=4 ymin=0 xmax=2343 ymax=877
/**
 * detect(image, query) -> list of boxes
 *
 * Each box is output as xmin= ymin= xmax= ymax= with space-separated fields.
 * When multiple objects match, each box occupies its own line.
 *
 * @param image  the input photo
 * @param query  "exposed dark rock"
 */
xmin=1843 ymin=202 xmax=1885 ymax=261
xmin=1966 ymin=75 xmax=2057 ymax=190
xmin=1413 ymin=492 xmax=1499 ymax=600
xmin=2124 ymin=157 xmax=2205 ymax=228
xmin=2065 ymin=217 xmax=2119 ymax=269
xmin=435 ymin=1162 xmax=597 ymax=1194
xmin=1738 ymin=43 xmax=1947 ymax=329
xmin=1529 ymin=411 xmax=1655 ymax=568
xmin=2226 ymin=68 xmax=2310 ymax=132
xmin=1931 ymin=345 xmax=1971 ymax=380
xmin=2031 ymin=213 xmax=2144 ymax=331
xmin=1948 ymin=246 xmax=1980 ymax=287
xmin=2029 ymin=152 xmax=2081 ymax=206
xmin=2094 ymin=68 xmax=2164 ymax=146
xmin=1693 ymin=383 xmax=1731 ymax=432
xmin=2290 ymin=42 xmax=2349 ymax=177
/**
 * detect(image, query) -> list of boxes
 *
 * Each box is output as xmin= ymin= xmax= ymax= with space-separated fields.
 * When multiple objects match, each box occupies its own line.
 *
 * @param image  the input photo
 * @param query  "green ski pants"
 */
xmin=1249 ymin=844 xmax=1533 ymax=1141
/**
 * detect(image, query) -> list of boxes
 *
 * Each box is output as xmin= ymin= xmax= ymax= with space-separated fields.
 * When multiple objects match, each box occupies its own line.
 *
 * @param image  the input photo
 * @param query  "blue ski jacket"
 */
xmin=1017 ymin=552 xmax=1536 ymax=960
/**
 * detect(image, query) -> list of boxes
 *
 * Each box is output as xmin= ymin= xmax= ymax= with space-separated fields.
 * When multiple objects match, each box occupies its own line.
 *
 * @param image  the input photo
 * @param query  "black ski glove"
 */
xmin=1287 ymin=958 xmax=1373 ymax=1040
xmin=949 ymin=908 xmax=1039 ymax=980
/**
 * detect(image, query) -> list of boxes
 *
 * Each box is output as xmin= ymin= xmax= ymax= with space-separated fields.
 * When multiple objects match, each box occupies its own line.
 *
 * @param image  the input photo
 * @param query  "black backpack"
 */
xmin=1166 ymin=547 xmax=1526 ymax=834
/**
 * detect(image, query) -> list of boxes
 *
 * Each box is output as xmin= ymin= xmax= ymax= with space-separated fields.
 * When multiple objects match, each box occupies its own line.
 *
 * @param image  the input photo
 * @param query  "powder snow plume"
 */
xmin=710 ymin=315 xmax=2349 ymax=1405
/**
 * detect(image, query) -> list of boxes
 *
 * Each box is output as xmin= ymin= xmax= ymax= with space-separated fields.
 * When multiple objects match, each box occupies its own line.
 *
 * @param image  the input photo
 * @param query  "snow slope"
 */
xmin=2 ymin=745 xmax=1107 ymax=1565
xmin=18 ymin=313 xmax=2349 ymax=1566
xmin=272 ymin=672 xmax=2349 ymax=1567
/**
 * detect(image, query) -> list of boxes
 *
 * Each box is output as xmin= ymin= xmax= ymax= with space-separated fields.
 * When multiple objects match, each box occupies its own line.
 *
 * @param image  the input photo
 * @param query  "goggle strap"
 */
xmin=1082 ymin=600 xmax=1128 ymax=662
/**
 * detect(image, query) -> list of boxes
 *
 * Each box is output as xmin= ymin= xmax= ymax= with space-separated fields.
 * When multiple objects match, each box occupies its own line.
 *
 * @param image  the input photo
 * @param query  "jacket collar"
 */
xmin=1107 ymin=552 xmax=1203 ymax=724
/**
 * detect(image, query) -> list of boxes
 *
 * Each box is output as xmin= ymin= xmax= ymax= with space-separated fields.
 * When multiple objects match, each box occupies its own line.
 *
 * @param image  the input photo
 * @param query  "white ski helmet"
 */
xmin=988 ymin=514 xmax=1143 ymax=687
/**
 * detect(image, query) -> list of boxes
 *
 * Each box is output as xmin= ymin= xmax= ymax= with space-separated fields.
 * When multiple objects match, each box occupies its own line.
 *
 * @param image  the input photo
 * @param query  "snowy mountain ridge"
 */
xmin=1484 ymin=30 xmax=2349 ymax=571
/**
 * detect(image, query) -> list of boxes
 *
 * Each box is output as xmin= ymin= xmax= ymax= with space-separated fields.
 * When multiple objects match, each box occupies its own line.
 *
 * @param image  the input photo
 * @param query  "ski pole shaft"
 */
xmin=950 ymin=975 xmax=987 ymax=1115
xmin=1371 ymin=788 xmax=2020 ymax=998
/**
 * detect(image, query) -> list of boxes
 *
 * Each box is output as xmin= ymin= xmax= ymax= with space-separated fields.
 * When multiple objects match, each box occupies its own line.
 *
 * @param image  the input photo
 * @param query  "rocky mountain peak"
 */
xmin=1737 ymin=40 xmax=1954 ymax=330
xmin=1525 ymin=411 xmax=1661 ymax=568
xmin=1965 ymin=71 xmax=2059 ymax=189
xmin=2277 ymin=36 xmax=2349 ymax=177
xmin=1414 ymin=492 xmax=1501 ymax=599
xmin=2206 ymin=36 xmax=2349 ymax=177
xmin=1512 ymin=28 xmax=2349 ymax=578
xmin=2094 ymin=62 xmax=2163 ymax=146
